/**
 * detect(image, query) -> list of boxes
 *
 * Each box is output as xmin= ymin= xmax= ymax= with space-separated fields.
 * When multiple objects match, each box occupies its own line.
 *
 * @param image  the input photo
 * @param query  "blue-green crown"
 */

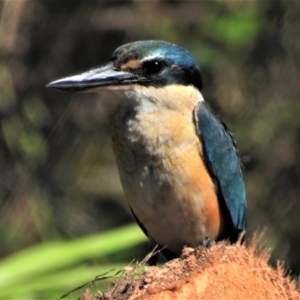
xmin=112 ymin=40 xmax=203 ymax=90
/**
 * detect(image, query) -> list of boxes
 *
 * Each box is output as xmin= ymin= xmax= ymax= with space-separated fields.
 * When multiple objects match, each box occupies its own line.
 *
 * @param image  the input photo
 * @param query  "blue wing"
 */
xmin=195 ymin=102 xmax=246 ymax=238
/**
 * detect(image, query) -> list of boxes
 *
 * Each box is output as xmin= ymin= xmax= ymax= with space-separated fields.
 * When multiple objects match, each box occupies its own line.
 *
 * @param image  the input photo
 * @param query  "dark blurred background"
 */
xmin=0 ymin=0 xmax=300 ymax=298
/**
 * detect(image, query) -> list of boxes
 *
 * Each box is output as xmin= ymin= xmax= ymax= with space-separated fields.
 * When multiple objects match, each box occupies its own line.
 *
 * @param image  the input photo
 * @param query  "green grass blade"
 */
xmin=0 ymin=224 xmax=146 ymax=289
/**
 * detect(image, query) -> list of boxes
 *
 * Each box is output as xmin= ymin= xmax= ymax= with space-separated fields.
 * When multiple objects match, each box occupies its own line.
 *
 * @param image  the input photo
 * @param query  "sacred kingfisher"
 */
xmin=47 ymin=40 xmax=246 ymax=265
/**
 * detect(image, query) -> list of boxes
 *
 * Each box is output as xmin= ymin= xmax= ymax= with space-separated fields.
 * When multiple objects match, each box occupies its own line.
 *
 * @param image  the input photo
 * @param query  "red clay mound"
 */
xmin=81 ymin=242 xmax=300 ymax=300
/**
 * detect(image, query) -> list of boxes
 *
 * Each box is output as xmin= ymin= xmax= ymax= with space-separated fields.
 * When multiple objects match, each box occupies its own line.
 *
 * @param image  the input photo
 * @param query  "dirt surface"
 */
xmin=79 ymin=242 xmax=300 ymax=300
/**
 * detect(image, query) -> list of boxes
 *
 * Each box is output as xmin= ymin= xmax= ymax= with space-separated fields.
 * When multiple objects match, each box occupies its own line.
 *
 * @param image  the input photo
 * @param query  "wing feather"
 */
xmin=194 ymin=102 xmax=246 ymax=238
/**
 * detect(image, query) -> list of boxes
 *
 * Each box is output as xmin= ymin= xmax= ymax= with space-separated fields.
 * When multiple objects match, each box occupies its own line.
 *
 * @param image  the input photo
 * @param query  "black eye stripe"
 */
xmin=141 ymin=60 xmax=164 ymax=76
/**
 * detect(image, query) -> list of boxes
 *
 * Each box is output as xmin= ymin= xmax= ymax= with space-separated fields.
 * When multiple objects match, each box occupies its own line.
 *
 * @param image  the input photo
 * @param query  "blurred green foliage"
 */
xmin=0 ymin=0 xmax=299 ymax=299
xmin=207 ymin=12 xmax=263 ymax=49
xmin=0 ymin=224 xmax=146 ymax=299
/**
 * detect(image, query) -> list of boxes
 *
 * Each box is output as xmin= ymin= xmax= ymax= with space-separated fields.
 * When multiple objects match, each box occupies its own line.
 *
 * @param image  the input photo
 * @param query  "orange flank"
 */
xmin=165 ymin=135 xmax=222 ymax=241
xmin=188 ymin=154 xmax=222 ymax=240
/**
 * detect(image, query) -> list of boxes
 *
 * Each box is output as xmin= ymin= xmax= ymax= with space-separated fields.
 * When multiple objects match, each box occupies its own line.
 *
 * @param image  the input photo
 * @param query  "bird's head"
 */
xmin=47 ymin=40 xmax=203 ymax=93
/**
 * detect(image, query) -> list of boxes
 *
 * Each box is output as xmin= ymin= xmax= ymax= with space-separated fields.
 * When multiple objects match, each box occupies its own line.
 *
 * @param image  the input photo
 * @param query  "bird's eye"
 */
xmin=142 ymin=60 xmax=164 ymax=76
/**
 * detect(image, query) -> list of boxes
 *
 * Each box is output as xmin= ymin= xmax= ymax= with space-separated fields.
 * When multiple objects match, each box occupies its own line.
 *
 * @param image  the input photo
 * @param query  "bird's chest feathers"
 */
xmin=112 ymin=85 xmax=206 ymax=206
xmin=112 ymin=85 xmax=203 ymax=175
xmin=125 ymin=108 xmax=195 ymax=159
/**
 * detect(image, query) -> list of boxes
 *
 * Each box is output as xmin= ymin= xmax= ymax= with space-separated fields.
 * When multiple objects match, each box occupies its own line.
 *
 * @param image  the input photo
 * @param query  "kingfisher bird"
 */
xmin=47 ymin=40 xmax=246 ymax=265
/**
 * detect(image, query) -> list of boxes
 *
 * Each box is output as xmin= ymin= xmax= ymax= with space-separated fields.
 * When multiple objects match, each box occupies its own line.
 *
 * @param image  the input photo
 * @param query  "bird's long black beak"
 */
xmin=47 ymin=62 xmax=144 ymax=92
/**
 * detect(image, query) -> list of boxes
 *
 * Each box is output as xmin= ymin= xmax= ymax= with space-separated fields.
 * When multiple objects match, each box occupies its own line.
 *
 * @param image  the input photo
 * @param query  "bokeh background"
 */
xmin=0 ymin=0 xmax=299 ymax=299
